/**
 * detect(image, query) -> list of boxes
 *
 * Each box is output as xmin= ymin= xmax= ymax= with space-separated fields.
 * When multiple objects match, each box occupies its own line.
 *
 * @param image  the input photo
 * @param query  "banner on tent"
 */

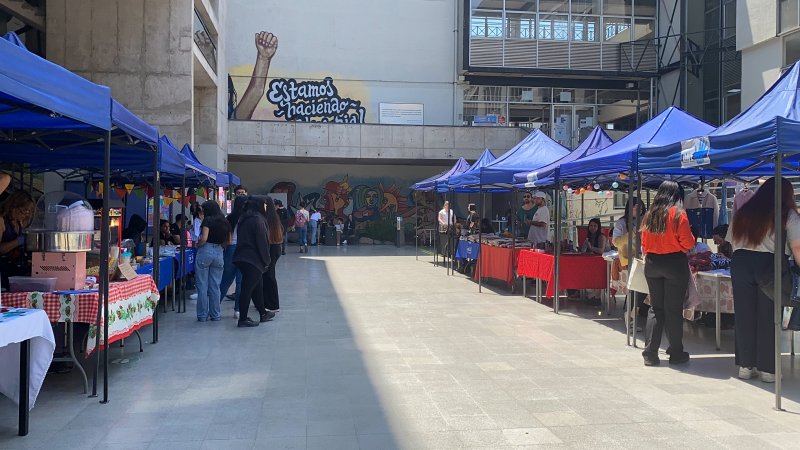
xmin=680 ymin=136 xmax=711 ymax=168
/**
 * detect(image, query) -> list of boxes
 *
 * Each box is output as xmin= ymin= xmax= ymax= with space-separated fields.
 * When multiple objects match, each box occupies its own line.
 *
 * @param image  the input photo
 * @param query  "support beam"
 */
xmin=0 ymin=0 xmax=44 ymax=31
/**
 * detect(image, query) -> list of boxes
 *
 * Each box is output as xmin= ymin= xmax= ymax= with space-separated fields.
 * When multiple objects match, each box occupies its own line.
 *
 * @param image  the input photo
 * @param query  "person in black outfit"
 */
xmin=122 ymin=214 xmax=147 ymax=246
xmin=275 ymin=199 xmax=289 ymax=255
xmin=233 ymin=196 xmax=274 ymax=327
xmin=0 ymin=191 xmax=34 ymax=289
xmin=263 ymin=197 xmax=283 ymax=312
xmin=467 ymin=204 xmax=480 ymax=234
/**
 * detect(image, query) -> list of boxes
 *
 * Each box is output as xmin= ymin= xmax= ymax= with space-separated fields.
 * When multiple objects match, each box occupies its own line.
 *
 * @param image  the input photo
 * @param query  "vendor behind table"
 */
xmin=0 ymin=191 xmax=35 ymax=289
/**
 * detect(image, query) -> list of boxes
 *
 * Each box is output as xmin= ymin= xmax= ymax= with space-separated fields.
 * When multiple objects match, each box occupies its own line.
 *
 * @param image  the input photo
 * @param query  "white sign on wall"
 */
xmin=379 ymin=103 xmax=424 ymax=125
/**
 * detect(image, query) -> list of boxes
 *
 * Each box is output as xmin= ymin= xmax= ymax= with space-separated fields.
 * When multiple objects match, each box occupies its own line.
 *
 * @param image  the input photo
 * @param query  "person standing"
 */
xmin=612 ymin=197 xmax=650 ymax=330
xmin=194 ymin=201 xmax=231 ymax=322
xmin=516 ymin=191 xmax=538 ymax=238
xmin=527 ymin=192 xmax=550 ymax=246
xmin=275 ymin=199 xmax=289 ymax=255
xmin=639 ymin=181 xmax=695 ymax=366
xmin=438 ymin=201 xmax=456 ymax=257
xmin=729 ymin=177 xmax=800 ymax=382
xmin=233 ymin=196 xmax=274 ymax=327
xmin=234 ymin=185 xmax=248 ymax=197
xmin=295 ymin=201 xmax=310 ymax=253
xmin=467 ymin=204 xmax=480 ymax=234
xmin=309 ymin=208 xmax=321 ymax=246
xmin=220 ymin=196 xmax=247 ymax=319
xmin=262 ymin=197 xmax=284 ymax=312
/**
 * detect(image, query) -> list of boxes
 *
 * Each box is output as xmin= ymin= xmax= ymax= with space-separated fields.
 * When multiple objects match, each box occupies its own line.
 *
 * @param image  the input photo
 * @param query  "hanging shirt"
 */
xmin=684 ymin=190 xmax=719 ymax=238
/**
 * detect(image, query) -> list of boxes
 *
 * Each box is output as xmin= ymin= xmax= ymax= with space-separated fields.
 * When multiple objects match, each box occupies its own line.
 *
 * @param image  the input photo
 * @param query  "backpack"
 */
xmin=294 ymin=210 xmax=308 ymax=227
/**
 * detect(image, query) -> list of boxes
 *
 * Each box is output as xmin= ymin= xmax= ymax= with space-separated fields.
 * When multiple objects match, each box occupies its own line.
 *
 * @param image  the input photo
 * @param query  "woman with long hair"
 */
xmin=0 ymin=191 xmax=34 ymax=289
xmin=639 ymin=181 xmax=695 ymax=366
xmin=233 ymin=196 xmax=273 ymax=327
xmin=729 ymin=177 xmax=800 ymax=382
xmin=581 ymin=218 xmax=610 ymax=255
xmin=195 ymin=201 xmax=231 ymax=322
xmin=612 ymin=197 xmax=650 ymax=330
xmin=262 ymin=197 xmax=284 ymax=312
xmin=219 ymin=195 xmax=248 ymax=319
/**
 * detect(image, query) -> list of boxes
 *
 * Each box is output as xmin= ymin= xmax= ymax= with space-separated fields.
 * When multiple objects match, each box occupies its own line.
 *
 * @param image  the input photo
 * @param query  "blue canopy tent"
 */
xmin=411 ymin=157 xmax=470 ymax=191
xmin=180 ymin=144 xmax=217 ymax=185
xmin=0 ymin=32 xmax=165 ymax=404
xmin=636 ymin=62 xmax=800 ymax=411
xmin=449 ymin=130 xmax=569 ymax=189
xmin=446 ymin=149 xmax=497 ymax=192
xmin=216 ymin=171 xmax=241 ymax=188
xmin=512 ymin=126 xmax=614 ymax=188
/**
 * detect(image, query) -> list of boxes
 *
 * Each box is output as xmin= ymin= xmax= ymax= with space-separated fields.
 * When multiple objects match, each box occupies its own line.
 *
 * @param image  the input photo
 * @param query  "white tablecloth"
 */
xmin=0 ymin=308 xmax=55 ymax=410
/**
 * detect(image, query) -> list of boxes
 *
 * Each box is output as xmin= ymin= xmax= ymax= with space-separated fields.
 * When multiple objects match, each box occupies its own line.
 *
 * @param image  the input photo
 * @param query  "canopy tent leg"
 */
xmin=479 ymin=185 xmax=484 ymax=293
xmin=512 ymin=188 xmax=517 ymax=295
xmin=774 ymin=152 xmax=784 ymax=412
xmin=626 ymin=171 xmax=635 ymax=347
xmin=101 ymin=130 xmax=111 ymax=404
xmin=415 ymin=194 xmax=419 ymax=261
xmin=179 ymin=174 xmax=187 ymax=314
xmin=554 ymin=184 xmax=561 ymax=314
xmin=434 ymin=193 xmax=439 ymax=267
xmin=152 ymin=146 xmax=160 ymax=344
xmin=449 ymin=189 xmax=454 ymax=276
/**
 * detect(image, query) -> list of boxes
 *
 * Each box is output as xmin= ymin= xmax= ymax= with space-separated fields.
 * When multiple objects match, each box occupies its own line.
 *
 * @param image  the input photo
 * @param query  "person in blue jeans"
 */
xmin=309 ymin=208 xmax=321 ymax=245
xmin=219 ymin=196 xmax=246 ymax=318
xmin=194 ymin=201 xmax=231 ymax=321
xmin=295 ymin=201 xmax=309 ymax=253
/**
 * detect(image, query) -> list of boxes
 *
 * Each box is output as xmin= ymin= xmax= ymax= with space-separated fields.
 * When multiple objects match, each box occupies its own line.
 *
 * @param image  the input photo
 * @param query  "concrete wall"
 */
xmin=737 ymin=0 xmax=777 ymax=50
xmin=741 ymin=39 xmax=783 ymax=108
xmin=225 ymin=0 xmax=457 ymax=125
xmin=46 ymin=0 xmax=194 ymax=147
xmin=228 ymin=121 xmax=526 ymax=161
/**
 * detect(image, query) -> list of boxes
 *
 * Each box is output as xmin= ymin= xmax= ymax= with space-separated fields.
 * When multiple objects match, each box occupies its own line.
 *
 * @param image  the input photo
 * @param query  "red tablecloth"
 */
xmin=474 ymin=245 xmax=523 ymax=286
xmin=517 ymin=251 xmax=607 ymax=298
xmin=3 ymin=276 xmax=160 ymax=355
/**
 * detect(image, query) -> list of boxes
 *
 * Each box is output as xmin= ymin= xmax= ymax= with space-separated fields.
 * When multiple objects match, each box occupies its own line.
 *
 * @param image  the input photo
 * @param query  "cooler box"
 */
xmin=31 ymin=251 xmax=87 ymax=290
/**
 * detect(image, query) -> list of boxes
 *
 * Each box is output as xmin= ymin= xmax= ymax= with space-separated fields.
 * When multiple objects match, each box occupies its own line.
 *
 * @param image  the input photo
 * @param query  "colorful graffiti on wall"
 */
xmin=267 ymin=175 xmax=429 ymax=231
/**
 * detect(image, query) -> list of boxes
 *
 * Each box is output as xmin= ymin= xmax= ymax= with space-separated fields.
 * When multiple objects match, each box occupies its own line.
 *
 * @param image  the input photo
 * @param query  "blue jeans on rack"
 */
xmin=195 ymin=243 xmax=224 ymax=321
xmin=219 ymin=243 xmax=242 ymax=312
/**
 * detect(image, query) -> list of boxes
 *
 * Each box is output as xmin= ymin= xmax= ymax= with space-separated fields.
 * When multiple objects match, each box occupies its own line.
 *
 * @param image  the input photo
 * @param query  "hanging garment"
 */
xmin=685 ymin=190 xmax=719 ymax=239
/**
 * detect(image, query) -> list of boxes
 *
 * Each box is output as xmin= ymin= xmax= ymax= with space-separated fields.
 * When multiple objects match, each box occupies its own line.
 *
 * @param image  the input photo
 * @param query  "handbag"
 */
xmin=626 ymin=257 xmax=649 ymax=294
xmin=756 ymin=253 xmax=797 ymax=307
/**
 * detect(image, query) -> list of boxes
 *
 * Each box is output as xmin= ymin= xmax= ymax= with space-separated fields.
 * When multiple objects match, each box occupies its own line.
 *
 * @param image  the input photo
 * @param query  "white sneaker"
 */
xmin=234 ymin=311 xmax=240 ymax=320
xmin=190 ymin=293 xmax=198 ymax=300
xmin=738 ymin=367 xmax=757 ymax=380
xmin=760 ymin=372 xmax=776 ymax=383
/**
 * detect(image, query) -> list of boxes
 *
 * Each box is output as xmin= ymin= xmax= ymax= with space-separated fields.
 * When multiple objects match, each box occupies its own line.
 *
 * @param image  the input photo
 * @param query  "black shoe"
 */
xmin=669 ymin=351 xmax=690 ymax=365
xmin=281 ymin=251 xmax=286 ymax=255
xmin=225 ymin=294 xmax=235 ymax=301
xmin=237 ymin=318 xmax=259 ymax=327
xmin=643 ymin=353 xmax=660 ymax=366
xmin=260 ymin=311 xmax=276 ymax=322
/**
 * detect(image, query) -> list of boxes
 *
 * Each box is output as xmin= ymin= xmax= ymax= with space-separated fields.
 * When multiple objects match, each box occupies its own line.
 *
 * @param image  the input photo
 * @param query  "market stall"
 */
xmin=517 ymin=250 xmax=607 ymax=301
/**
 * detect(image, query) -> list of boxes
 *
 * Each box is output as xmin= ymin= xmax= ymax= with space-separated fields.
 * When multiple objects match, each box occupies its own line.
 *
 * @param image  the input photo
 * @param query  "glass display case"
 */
xmin=26 ymin=191 xmax=94 ymax=252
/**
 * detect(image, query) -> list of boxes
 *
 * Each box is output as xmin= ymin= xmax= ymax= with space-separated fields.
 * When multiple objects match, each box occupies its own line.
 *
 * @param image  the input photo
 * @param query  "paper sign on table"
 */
xmin=117 ymin=263 xmax=139 ymax=281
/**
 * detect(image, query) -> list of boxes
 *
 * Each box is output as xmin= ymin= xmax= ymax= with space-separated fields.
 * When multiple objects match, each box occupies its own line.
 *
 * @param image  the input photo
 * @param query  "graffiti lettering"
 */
xmin=267 ymin=77 xmax=366 ymax=123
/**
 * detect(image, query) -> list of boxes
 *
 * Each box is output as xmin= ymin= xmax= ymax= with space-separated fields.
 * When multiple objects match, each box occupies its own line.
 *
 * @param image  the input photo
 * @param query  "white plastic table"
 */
xmin=0 ymin=308 xmax=55 ymax=436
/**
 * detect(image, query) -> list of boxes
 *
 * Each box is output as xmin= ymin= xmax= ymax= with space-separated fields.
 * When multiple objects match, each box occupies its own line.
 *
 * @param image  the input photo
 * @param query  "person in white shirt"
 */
xmin=438 ymin=201 xmax=455 ymax=232
xmin=527 ymin=192 xmax=550 ymax=245
xmin=309 ymin=209 xmax=322 ymax=246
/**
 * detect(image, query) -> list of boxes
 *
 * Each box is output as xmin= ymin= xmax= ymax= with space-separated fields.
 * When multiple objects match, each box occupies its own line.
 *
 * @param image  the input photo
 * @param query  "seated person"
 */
xmin=479 ymin=218 xmax=494 ymax=234
xmin=580 ymin=218 xmax=610 ymax=255
xmin=0 ymin=191 xmax=34 ymax=288
xmin=153 ymin=219 xmax=181 ymax=246
xmin=122 ymin=214 xmax=147 ymax=245
xmin=689 ymin=226 xmax=711 ymax=254
xmin=171 ymin=214 xmax=193 ymax=247
xmin=712 ymin=224 xmax=733 ymax=258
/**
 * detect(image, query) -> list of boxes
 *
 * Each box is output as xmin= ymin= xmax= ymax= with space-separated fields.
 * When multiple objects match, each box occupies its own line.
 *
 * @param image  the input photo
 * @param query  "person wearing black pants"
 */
xmin=233 ymin=196 xmax=274 ymax=327
xmin=262 ymin=197 xmax=284 ymax=312
xmin=639 ymin=181 xmax=695 ymax=366
xmin=643 ymin=252 xmax=690 ymax=362
xmin=728 ymin=177 xmax=800 ymax=382
xmin=730 ymin=250 xmax=776 ymax=376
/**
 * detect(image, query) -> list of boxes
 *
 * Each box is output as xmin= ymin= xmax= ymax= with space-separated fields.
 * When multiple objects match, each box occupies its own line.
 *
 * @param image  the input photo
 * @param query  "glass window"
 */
xmin=508 ymin=87 xmax=550 ymax=103
xmin=539 ymin=14 xmax=569 ymax=40
xmin=538 ymin=0 xmax=570 ymax=13
xmin=634 ymin=0 xmax=657 ymax=17
xmin=723 ymin=1 xmax=736 ymax=39
xmin=571 ymin=0 xmax=601 ymax=14
xmin=604 ymin=0 xmax=633 ymax=15
xmin=464 ymin=85 xmax=507 ymax=102
xmin=632 ymin=18 xmax=655 ymax=41
xmin=508 ymin=104 xmax=552 ymax=132
xmin=785 ymin=30 xmax=800 ymax=66
xmin=507 ymin=13 xmax=537 ymax=39
xmin=503 ymin=0 xmax=536 ymax=13
xmin=780 ymin=0 xmax=800 ymax=33
xmin=604 ymin=17 xmax=631 ymax=42
xmin=472 ymin=0 xmax=504 ymax=11
xmin=463 ymin=102 xmax=508 ymax=125
xmin=596 ymin=89 xmax=638 ymax=104
xmin=471 ymin=12 xmax=504 ymax=38
xmin=572 ymin=16 xmax=599 ymax=42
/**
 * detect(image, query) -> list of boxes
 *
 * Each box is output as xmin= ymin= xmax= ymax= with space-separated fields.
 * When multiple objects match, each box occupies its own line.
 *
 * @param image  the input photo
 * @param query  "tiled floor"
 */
xmin=2 ymin=244 xmax=800 ymax=449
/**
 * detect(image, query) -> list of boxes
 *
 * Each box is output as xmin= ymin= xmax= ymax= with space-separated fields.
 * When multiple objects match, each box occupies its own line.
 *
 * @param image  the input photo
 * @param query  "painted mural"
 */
xmin=228 ymin=31 xmax=368 ymax=122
